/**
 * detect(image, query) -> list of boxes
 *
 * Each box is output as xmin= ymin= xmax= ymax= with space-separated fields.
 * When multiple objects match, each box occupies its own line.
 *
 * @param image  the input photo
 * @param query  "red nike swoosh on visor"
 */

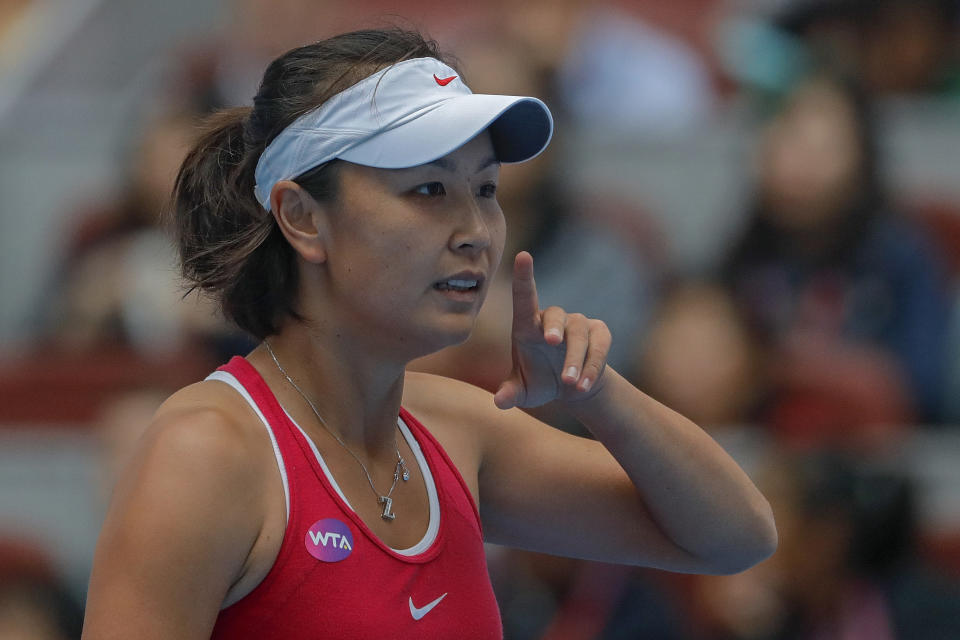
xmin=434 ymin=74 xmax=457 ymax=86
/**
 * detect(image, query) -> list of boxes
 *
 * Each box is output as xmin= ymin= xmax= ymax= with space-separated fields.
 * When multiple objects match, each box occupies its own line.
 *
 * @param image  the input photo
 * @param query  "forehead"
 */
xmin=783 ymin=83 xmax=856 ymax=127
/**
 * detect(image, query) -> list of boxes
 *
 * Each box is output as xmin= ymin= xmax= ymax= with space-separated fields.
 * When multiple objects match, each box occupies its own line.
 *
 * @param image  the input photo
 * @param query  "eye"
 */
xmin=478 ymin=182 xmax=498 ymax=199
xmin=414 ymin=182 xmax=446 ymax=196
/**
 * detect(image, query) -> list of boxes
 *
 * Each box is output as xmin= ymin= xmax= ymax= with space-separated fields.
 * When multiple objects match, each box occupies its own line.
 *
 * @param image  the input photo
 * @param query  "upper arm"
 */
xmin=405 ymin=373 xmax=705 ymax=572
xmin=83 ymin=404 xmax=264 ymax=639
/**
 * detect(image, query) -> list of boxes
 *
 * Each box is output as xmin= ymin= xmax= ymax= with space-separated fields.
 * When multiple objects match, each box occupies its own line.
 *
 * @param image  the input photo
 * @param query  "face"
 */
xmin=640 ymin=283 xmax=757 ymax=426
xmin=758 ymin=81 xmax=863 ymax=232
xmin=315 ymin=133 xmax=505 ymax=357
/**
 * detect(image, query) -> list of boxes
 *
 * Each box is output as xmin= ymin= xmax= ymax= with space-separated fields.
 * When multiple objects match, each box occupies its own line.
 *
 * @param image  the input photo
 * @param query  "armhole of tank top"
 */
xmin=204 ymin=371 xmax=290 ymax=521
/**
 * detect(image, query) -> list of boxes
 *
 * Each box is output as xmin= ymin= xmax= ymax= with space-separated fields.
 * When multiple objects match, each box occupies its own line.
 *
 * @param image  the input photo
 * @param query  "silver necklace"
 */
xmin=263 ymin=340 xmax=409 ymax=521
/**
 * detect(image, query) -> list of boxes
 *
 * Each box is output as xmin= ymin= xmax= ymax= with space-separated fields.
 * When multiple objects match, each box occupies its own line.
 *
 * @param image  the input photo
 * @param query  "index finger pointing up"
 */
xmin=511 ymin=251 xmax=541 ymax=331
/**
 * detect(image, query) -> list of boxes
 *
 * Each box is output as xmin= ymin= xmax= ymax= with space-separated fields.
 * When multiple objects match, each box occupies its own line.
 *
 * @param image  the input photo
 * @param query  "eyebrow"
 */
xmin=425 ymin=155 xmax=500 ymax=173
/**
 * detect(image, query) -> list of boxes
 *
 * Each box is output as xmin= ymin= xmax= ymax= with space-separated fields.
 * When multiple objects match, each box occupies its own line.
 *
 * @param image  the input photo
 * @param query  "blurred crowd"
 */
xmin=2 ymin=0 xmax=960 ymax=638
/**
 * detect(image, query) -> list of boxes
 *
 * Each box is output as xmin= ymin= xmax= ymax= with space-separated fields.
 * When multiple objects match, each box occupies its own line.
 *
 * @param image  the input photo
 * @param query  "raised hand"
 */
xmin=493 ymin=252 xmax=612 ymax=410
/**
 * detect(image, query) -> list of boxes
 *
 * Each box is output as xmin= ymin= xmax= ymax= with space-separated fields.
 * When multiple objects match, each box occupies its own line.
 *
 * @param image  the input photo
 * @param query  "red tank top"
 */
xmin=207 ymin=356 xmax=502 ymax=639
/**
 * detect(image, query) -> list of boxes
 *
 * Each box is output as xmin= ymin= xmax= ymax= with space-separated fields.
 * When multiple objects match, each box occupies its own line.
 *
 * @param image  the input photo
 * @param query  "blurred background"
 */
xmin=2 ymin=0 xmax=960 ymax=637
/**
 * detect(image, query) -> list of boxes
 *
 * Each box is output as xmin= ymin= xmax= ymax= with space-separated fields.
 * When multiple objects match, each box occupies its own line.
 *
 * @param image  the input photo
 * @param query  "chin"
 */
xmin=412 ymin=319 xmax=476 ymax=358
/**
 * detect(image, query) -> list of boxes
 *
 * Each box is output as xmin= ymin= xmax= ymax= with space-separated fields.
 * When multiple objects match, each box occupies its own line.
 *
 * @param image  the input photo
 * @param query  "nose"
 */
xmin=449 ymin=199 xmax=493 ymax=255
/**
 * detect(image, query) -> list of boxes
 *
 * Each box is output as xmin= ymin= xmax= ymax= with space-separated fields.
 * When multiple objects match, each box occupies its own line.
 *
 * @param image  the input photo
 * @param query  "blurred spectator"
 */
xmin=0 ymin=539 xmax=82 ymax=640
xmin=165 ymin=0 xmax=491 ymax=114
xmin=487 ymin=547 xmax=684 ymax=640
xmin=636 ymin=280 xmax=762 ymax=429
xmin=774 ymin=0 xmax=878 ymax=81
xmin=687 ymin=448 xmax=960 ymax=639
xmin=490 ymin=0 xmax=717 ymax=138
xmin=860 ymin=0 xmax=960 ymax=95
xmin=0 ymin=1 xmax=32 ymax=39
xmin=91 ymin=387 xmax=170 ymax=505
xmin=775 ymin=0 xmax=960 ymax=96
xmin=722 ymin=71 xmax=952 ymax=440
xmin=37 ymin=108 xmax=250 ymax=363
xmin=167 ymin=0 xmax=352 ymax=113
xmin=945 ymin=297 xmax=960 ymax=423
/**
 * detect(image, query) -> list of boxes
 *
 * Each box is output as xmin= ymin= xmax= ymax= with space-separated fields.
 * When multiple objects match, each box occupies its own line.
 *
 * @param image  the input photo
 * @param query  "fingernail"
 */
xmin=547 ymin=328 xmax=562 ymax=340
xmin=581 ymin=378 xmax=592 ymax=392
xmin=565 ymin=366 xmax=578 ymax=380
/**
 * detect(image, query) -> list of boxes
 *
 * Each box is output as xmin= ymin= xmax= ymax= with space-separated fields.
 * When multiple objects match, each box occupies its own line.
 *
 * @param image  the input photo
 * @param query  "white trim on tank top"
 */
xmin=206 ymin=371 xmax=290 ymax=517
xmin=204 ymin=370 xmax=440 ymax=556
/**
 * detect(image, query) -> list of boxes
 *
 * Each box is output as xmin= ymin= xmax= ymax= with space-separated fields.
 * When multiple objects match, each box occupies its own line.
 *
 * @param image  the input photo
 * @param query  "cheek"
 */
xmin=493 ymin=217 xmax=507 ymax=261
xmin=487 ymin=207 xmax=508 ymax=265
xmin=331 ymin=191 xmax=418 ymax=262
xmin=344 ymin=233 xmax=416 ymax=291
xmin=327 ymin=222 xmax=412 ymax=301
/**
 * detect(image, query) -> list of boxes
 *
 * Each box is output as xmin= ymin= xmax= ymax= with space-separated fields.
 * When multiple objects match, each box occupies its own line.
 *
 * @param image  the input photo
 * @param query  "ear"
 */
xmin=270 ymin=180 xmax=329 ymax=264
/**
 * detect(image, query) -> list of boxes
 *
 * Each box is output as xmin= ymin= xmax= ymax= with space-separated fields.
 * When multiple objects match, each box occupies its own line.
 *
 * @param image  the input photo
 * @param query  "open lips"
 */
xmin=433 ymin=272 xmax=484 ymax=292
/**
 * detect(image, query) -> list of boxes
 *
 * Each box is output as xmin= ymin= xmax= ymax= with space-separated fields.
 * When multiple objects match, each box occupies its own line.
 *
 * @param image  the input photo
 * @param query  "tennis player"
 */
xmin=82 ymin=28 xmax=777 ymax=639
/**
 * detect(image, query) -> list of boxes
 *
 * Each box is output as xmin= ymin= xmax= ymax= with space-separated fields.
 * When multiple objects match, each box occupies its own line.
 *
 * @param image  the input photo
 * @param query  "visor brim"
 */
xmin=337 ymin=94 xmax=553 ymax=169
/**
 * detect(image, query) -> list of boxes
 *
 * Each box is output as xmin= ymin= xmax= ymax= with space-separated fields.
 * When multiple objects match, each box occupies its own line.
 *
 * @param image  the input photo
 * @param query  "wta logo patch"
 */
xmin=304 ymin=518 xmax=354 ymax=562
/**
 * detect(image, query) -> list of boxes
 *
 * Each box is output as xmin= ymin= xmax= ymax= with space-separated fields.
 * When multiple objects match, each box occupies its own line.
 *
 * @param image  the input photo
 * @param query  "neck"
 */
xmin=250 ymin=320 xmax=408 ymax=458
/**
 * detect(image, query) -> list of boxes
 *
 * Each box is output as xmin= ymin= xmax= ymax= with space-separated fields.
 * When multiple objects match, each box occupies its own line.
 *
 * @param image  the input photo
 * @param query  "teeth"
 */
xmin=436 ymin=278 xmax=479 ymax=291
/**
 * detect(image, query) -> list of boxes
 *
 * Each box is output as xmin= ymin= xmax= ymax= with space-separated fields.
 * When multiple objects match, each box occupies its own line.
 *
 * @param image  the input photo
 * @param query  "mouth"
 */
xmin=433 ymin=278 xmax=481 ymax=292
xmin=432 ymin=272 xmax=485 ymax=299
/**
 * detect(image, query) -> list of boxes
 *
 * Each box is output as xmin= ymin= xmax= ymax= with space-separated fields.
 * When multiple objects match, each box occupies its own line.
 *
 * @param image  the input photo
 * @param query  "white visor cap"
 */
xmin=253 ymin=57 xmax=554 ymax=211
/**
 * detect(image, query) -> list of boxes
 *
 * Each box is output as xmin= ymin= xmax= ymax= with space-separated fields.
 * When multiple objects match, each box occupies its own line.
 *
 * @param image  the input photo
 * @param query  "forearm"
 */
xmin=564 ymin=368 xmax=777 ymax=573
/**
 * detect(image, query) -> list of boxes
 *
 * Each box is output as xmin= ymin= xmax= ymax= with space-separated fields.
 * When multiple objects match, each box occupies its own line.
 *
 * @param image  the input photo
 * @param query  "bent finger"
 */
xmin=578 ymin=320 xmax=612 ymax=393
xmin=541 ymin=306 xmax=567 ymax=345
xmin=561 ymin=314 xmax=590 ymax=385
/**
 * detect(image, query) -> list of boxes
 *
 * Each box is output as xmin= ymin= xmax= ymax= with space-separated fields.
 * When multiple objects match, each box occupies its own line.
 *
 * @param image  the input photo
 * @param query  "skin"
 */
xmin=82 ymin=133 xmax=777 ymax=639
xmin=758 ymin=79 xmax=863 ymax=238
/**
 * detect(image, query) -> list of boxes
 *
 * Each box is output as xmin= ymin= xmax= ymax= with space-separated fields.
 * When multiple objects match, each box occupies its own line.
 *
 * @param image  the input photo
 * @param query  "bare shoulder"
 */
xmin=110 ymin=378 xmax=269 ymax=549
xmin=84 ymin=379 xmax=272 ymax=636
xmin=402 ymin=370 xmax=499 ymax=421
xmin=152 ymin=379 xmax=258 ymax=441
xmin=400 ymin=371 xmax=548 ymax=469
xmin=129 ymin=380 xmax=267 ymax=490
xmin=401 ymin=372 xmax=509 ymax=497
xmin=402 ymin=370 xmax=548 ymax=442
xmin=401 ymin=370 xmax=531 ymax=447
xmin=127 ymin=378 xmax=275 ymax=525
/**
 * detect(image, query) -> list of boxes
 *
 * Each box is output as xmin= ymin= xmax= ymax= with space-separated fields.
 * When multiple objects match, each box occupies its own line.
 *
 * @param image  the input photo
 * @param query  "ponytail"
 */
xmin=171 ymin=107 xmax=301 ymax=339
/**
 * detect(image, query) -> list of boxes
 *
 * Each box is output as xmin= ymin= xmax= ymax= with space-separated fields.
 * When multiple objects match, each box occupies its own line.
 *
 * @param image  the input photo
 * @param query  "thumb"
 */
xmin=493 ymin=378 xmax=524 ymax=410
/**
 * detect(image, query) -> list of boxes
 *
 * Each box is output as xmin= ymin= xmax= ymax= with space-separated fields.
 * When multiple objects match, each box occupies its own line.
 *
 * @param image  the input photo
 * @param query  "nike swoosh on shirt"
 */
xmin=409 ymin=593 xmax=447 ymax=620
xmin=433 ymin=74 xmax=457 ymax=86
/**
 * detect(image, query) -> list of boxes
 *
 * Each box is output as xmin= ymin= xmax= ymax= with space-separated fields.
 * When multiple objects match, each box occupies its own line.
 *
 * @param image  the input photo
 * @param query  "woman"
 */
xmin=723 ymin=71 xmax=952 ymax=437
xmin=82 ymin=29 xmax=776 ymax=639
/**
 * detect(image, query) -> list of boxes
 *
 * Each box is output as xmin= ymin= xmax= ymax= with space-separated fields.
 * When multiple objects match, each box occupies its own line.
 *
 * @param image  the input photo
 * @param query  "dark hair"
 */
xmin=171 ymin=29 xmax=457 ymax=339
